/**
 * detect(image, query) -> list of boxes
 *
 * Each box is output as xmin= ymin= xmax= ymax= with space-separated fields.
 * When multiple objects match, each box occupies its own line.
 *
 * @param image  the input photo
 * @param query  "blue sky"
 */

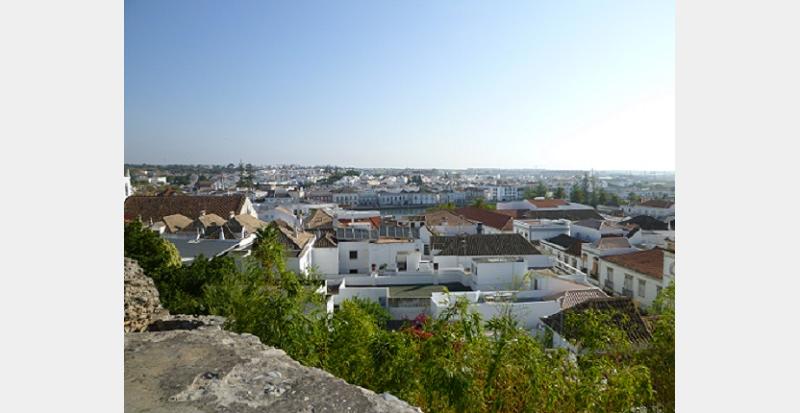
xmin=125 ymin=0 xmax=674 ymax=170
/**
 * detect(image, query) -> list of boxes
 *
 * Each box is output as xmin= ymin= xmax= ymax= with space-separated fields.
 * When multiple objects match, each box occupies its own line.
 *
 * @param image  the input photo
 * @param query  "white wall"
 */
xmin=472 ymin=260 xmax=529 ymax=290
xmin=338 ymin=241 xmax=371 ymax=274
xmin=311 ymin=247 xmax=339 ymax=276
xmin=431 ymin=224 xmax=478 ymax=236
xmin=570 ymin=225 xmax=601 ymax=242
xmin=597 ymin=259 xmax=672 ymax=309
xmin=286 ymin=248 xmax=313 ymax=275
xmin=430 ymin=293 xmax=562 ymax=330
xmin=334 ymin=286 xmax=389 ymax=306
xmin=497 ymin=200 xmax=532 ymax=210
xmin=433 ymin=254 xmax=550 ymax=270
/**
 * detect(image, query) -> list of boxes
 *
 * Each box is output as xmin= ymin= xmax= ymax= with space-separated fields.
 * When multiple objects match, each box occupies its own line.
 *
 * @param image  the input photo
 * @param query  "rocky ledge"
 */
xmin=124 ymin=258 xmax=420 ymax=413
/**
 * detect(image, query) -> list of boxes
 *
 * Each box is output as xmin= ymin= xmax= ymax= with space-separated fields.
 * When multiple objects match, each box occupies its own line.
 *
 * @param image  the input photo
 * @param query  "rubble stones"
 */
xmin=124 ymin=258 xmax=168 ymax=332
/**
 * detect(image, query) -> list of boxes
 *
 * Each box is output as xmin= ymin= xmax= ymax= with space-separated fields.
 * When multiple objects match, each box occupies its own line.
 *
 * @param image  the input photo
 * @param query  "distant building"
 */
xmin=124 ymin=171 xmax=134 ymax=198
xmin=622 ymin=199 xmax=675 ymax=221
xmin=496 ymin=199 xmax=594 ymax=211
xmin=486 ymin=186 xmax=520 ymax=202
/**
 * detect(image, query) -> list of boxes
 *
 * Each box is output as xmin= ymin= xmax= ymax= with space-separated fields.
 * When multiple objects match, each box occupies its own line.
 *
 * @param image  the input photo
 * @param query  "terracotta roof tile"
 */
xmin=124 ymin=195 xmax=246 ymax=222
xmin=424 ymin=210 xmax=474 ymax=227
xmin=602 ymin=249 xmax=665 ymax=279
xmin=455 ymin=207 xmax=514 ymax=231
xmin=431 ymin=233 xmax=540 ymax=256
xmin=528 ymin=199 xmax=569 ymax=208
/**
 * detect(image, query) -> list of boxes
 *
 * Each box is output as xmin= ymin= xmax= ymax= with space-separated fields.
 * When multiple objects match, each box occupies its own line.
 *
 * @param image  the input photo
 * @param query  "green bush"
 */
xmin=124 ymin=220 xmax=674 ymax=413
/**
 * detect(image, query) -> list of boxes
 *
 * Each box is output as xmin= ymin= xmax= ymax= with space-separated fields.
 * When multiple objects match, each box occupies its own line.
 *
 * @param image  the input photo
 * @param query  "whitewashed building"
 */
xmin=430 ymin=233 xmax=552 ymax=270
xmin=622 ymin=199 xmax=675 ymax=220
xmin=598 ymin=248 xmax=674 ymax=309
xmin=512 ymin=219 xmax=570 ymax=241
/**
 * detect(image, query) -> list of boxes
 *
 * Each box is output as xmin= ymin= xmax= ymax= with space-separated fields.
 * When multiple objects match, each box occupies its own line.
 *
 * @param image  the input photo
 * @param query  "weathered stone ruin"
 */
xmin=124 ymin=258 xmax=420 ymax=413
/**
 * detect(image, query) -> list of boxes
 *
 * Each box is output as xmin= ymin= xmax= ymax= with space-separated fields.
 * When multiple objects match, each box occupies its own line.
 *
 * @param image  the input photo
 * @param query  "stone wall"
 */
xmin=124 ymin=258 xmax=167 ymax=332
xmin=123 ymin=257 xmax=420 ymax=413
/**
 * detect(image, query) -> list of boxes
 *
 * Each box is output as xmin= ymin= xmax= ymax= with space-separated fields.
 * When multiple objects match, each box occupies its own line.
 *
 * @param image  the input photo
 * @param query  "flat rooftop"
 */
xmin=387 ymin=283 xmax=472 ymax=298
xmin=473 ymin=256 xmax=524 ymax=264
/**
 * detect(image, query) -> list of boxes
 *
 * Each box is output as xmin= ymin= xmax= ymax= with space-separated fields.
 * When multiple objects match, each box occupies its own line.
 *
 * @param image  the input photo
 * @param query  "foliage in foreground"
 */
xmin=125 ymin=221 xmax=675 ymax=413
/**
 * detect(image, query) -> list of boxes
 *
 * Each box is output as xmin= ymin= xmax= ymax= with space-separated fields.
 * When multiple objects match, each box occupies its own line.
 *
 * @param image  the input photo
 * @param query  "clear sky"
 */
xmin=125 ymin=0 xmax=674 ymax=170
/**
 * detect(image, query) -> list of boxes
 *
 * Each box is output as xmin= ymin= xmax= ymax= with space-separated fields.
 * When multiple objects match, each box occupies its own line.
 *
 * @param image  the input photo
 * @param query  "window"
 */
xmin=423 ymin=244 xmax=430 ymax=255
xmin=638 ymin=279 xmax=646 ymax=297
xmin=349 ymin=251 xmax=358 ymax=260
xmin=624 ymin=274 xmax=633 ymax=290
xmin=607 ymin=267 xmax=614 ymax=278
xmin=656 ymin=286 xmax=663 ymax=296
xmin=349 ymin=269 xmax=358 ymax=274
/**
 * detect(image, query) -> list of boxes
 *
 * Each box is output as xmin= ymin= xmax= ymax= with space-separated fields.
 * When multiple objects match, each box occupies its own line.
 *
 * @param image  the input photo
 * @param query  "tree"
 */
xmin=237 ymin=161 xmax=254 ymax=189
xmin=427 ymin=202 xmax=456 ymax=212
xmin=470 ymin=197 xmax=496 ymax=210
xmin=641 ymin=282 xmax=675 ymax=412
xmin=127 ymin=215 xmax=671 ymax=413
xmin=124 ymin=220 xmax=181 ymax=275
xmin=252 ymin=224 xmax=287 ymax=275
xmin=570 ymin=184 xmax=586 ymax=204
xmin=534 ymin=181 xmax=548 ymax=198
xmin=553 ymin=186 xmax=566 ymax=199
xmin=628 ymin=192 xmax=642 ymax=204
xmin=594 ymin=188 xmax=608 ymax=206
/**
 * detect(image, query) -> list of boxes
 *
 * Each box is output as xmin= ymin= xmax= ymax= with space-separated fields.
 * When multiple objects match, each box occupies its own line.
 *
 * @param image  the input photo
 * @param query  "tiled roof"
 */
xmin=424 ymin=210 xmax=474 ymax=227
xmin=368 ymin=216 xmax=382 ymax=229
xmin=517 ymin=209 xmax=604 ymax=221
xmin=621 ymin=215 xmax=669 ymax=230
xmin=573 ymin=219 xmax=605 ymax=230
xmin=639 ymin=200 xmax=674 ymax=209
xmin=305 ymin=208 xmax=334 ymax=230
xmin=431 ymin=233 xmax=540 ymax=256
xmin=528 ymin=199 xmax=569 ymax=208
xmin=602 ymin=249 xmax=665 ymax=279
xmin=544 ymin=234 xmax=583 ymax=250
xmin=455 ymin=206 xmax=514 ymax=231
xmin=313 ymin=232 xmax=338 ymax=248
xmin=161 ymin=214 xmax=193 ymax=233
xmin=272 ymin=221 xmax=315 ymax=257
xmin=560 ymin=289 xmax=609 ymax=309
xmin=228 ymin=214 xmax=269 ymax=234
xmin=124 ymin=195 xmax=246 ymax=222
xmin=197 ymin=213 xmax=227 ymax=228
xmin=589 ymin=237 xmax=633 ymax=250
xmin=541 ymin=297 xmax=652 ymax=345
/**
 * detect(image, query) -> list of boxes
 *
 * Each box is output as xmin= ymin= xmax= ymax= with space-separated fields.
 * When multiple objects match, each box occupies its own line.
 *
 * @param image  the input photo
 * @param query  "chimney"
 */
xmin=229 ymin=211 xmax=235 ymax=219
